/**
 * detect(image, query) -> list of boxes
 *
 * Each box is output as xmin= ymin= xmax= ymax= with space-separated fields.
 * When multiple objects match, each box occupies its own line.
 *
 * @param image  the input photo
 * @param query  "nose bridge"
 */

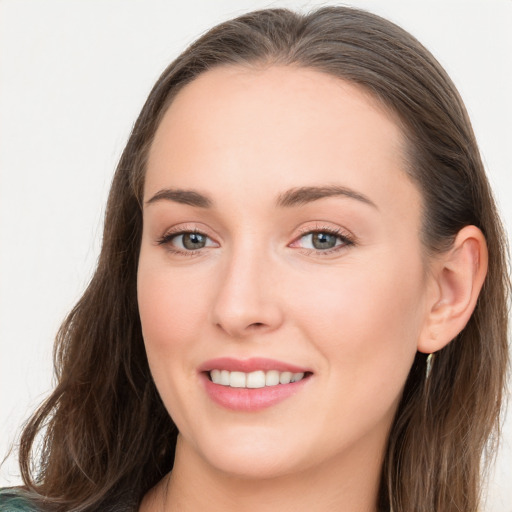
xmin=211 ymin=236 xmax=282 ymax=337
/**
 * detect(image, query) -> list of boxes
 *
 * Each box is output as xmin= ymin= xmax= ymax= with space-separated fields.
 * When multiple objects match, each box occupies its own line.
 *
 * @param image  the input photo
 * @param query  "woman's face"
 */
xmin=138 ymin=66 xmax=431 ymax=479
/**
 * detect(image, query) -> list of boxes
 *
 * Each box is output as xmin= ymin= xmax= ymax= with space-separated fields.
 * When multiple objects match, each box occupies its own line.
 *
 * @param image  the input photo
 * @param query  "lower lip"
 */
xmin=202 ymin=373 xmax=310 ymax=412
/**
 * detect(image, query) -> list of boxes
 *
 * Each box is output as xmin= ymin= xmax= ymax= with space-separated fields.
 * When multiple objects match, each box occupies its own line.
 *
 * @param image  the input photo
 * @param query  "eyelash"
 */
xmin=156 ymin=226 xmax=355 ymax=257
xmin=156 ymin=228 xmax=213 ymax=257
xmin=294 ymin=226 xmax=355 ymax=256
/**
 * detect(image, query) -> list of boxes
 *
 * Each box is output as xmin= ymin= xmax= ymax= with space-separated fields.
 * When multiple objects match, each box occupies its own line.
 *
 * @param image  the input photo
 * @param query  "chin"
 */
xmin=206 ymin=450 xmax=302 ymax=480
xmin=184 ymin=427 xmax=309 ymax=480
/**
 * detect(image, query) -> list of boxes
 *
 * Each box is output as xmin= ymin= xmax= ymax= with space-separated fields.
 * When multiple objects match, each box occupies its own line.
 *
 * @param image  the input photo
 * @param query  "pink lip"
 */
xmin=198 ymin=357 xmax=310 ymax=373
xmin=199 ymin=358 xmax=312 ymax=412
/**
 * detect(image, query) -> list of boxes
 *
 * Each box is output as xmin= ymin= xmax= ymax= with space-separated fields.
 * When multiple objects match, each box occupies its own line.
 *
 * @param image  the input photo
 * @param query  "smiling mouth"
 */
xmin=201 ymin=359 xmax=313 ymax=410
xmin=207 ymin=369 xmax=311 ymax=388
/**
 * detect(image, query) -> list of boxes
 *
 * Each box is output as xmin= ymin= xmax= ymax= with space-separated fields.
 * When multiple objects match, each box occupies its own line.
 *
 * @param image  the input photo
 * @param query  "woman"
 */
xmin=1 ymin=6 xmax=509 ymax=512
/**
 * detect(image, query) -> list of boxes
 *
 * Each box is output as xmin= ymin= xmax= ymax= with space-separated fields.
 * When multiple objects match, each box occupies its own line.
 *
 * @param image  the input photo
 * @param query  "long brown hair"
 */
xmin=15 ymin=7 xmax=509 ymax=512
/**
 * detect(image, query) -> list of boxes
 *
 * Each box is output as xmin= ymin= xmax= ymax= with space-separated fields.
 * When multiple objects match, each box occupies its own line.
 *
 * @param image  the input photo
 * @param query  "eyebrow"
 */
xmin=146 ymin=188 xmax=212 ymax=208
xmin=276 ymin=185 xmax=378 ymax=209
xmin=145 ymin=185 xmax=377 ymax=210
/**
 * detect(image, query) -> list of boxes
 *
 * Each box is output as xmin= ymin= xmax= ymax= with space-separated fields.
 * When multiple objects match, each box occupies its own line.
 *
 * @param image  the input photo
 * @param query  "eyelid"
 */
xmin=289 ymin=223 xmax=356 ymax=255
xmin=154 ymin=221 xmax=355 ymax=257
xmin=157 ymin=223 xmax=216 ymax=240
xmin=155 ymin=223 xmax=220 ymax=254
xmin=294 ymin=222 xmax=355 ymax=240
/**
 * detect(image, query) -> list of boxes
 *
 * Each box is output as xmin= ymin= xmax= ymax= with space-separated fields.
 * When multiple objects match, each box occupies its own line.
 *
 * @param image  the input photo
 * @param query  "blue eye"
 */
xmin=296 ymin=230 xmax=354 ymax=253
xmin=303 ymin=232 xmax=339 ymax=250
xmin=177 ymin=232 xmax=208 ymax=250
xmin=157 ymin=231 xmax=217 ymax=252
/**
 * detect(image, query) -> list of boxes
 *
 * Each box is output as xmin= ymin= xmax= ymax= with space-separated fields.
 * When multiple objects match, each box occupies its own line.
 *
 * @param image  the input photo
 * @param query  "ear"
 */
xmin=417 ymin=225 xmax=488 ymax=354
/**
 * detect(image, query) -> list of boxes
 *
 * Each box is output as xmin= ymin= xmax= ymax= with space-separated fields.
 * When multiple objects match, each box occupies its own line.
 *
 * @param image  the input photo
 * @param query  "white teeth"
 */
xmin=209 ymin=369 xmax=307 ymax=388
xmin=246 ymin=371 xmax=266 ymax=388
xmin=210 ymin=369 xmax=221 ymax=384
xmin=229 ymin=371 xmax=246 ymax=388
xmin=265 ymin=370 xmax=280 ymax=386
xmin=279 ymin=371 xmax=292 ymax=384
xmin=220 ymin=370 xmax=230 ymax=385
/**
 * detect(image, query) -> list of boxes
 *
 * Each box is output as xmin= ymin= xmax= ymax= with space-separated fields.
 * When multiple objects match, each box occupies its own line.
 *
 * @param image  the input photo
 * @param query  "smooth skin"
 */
xmin=137 ymin=66 xmax=487 ymax=512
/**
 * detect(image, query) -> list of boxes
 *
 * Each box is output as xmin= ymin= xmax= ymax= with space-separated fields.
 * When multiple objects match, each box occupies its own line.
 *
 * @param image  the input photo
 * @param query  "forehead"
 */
xmin=145 ymin=65 xmax=418 ymax=219
xmin=150 ymin=65 xmax=404 ymax=162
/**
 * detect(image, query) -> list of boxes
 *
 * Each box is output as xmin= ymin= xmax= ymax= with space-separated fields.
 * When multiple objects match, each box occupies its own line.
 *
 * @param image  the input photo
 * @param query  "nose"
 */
xmin=211 ymin=244 xmax=284 ymax=339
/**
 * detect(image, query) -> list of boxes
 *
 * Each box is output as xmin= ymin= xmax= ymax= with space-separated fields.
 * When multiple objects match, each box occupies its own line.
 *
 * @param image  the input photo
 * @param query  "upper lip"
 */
xmin=198 ymin=357 xmax=311 ymax=374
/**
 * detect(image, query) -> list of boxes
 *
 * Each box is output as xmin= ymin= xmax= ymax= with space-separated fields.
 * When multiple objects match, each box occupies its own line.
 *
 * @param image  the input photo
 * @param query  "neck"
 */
xmin=141 ymin=433 xmax=386 ymax=512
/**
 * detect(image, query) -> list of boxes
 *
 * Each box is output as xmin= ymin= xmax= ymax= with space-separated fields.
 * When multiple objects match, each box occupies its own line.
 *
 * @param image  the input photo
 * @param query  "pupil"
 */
xmin=312 ymin=232 xmax=336 ymax=250
xmin=183 ymin=233 xmax=206 ymax=250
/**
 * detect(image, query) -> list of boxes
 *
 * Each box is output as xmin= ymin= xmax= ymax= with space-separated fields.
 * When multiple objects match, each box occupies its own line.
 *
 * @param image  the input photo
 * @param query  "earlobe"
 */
xmin=417 ymin=225 xmax=488 ymax=354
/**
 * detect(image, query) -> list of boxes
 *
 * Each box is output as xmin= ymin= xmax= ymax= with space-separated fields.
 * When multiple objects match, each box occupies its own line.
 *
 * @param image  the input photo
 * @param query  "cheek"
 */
xmin=137 ymin=263 xmax=205 ymax=350
xmin=288 ymin=252 xmax=425 ymax=380
xmin=137 ymin=260 xmax=209 ymax=428
xmin=137 ymin=261 xmax=211 ymax=412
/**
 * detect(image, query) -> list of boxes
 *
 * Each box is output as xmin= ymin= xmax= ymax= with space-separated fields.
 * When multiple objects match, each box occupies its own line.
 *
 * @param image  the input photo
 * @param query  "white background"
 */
xmin=1 ymin=0 xmax=511 ymax=510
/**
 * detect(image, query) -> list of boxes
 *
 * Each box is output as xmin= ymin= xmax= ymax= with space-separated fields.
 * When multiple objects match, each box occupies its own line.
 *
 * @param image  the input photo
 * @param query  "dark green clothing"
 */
xmin=0 ymin=489 xmax=37 ymax=511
